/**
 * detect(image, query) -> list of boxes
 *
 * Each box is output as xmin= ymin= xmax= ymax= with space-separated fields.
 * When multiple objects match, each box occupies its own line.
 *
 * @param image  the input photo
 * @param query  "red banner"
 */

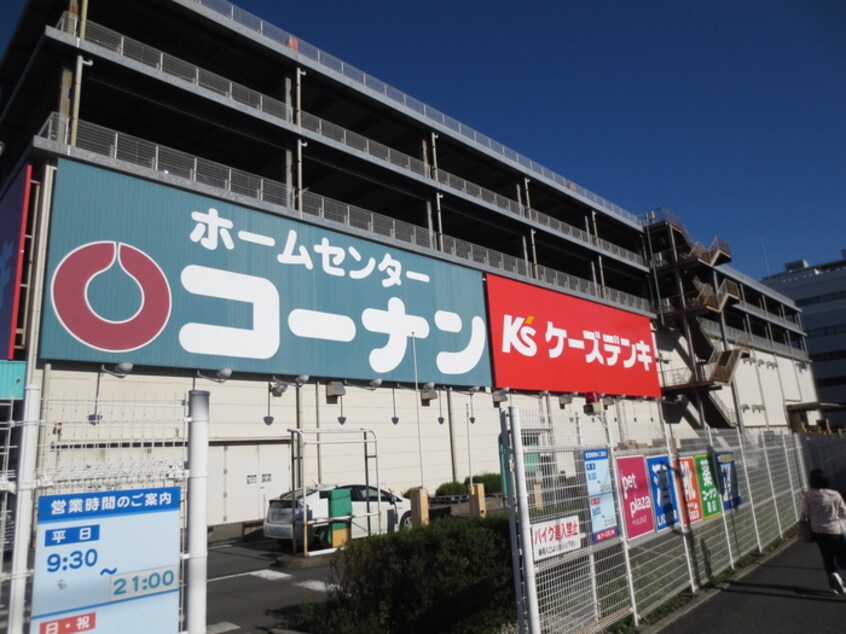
xmin=485 ymin=275 xmax=660 ymax=397
xmin=616 ymin=455 xmax=656 ymax=540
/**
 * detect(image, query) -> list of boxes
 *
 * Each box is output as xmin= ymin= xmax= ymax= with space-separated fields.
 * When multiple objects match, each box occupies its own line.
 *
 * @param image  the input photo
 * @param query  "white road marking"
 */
xmin=207 ymin=622 xmax=240 ymax=633
xmin=209 ymin=569 xmax=292 ymax=582
xmin=250 ymin=569 xmax=293 ymax=581
xmin=294 ymin=580 xmax=338 ymax=593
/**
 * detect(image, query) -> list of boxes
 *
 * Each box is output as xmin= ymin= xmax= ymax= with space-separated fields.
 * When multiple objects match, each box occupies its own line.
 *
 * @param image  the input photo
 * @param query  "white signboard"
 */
xmin=30 ymin=487 xmax=181 ymax=634
xmin=531 ymin=515 xmax=582 ymax=561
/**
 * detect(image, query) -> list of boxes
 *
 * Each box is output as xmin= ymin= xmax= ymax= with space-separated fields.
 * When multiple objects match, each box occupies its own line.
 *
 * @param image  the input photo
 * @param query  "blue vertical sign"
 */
xmin=583 ymin=448 xmax=619 ymax=543
xmin=30 ymin=487 xmax=181 ymax=634
xmin=646 ymin=455 xmax=680 ymax=531
xmin=713 ymin=450 xmax=742 ymax=511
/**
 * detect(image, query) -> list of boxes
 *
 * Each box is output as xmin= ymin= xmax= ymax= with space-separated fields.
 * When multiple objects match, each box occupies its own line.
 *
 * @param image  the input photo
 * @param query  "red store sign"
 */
xmin=485 ymin=275 xmax=660 ymax=397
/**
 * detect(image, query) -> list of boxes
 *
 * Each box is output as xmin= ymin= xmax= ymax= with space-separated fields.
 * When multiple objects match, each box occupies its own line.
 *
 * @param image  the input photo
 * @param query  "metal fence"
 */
xmin=500 ymin=406 xmax=807 ymax=633
xmin=0 ymin=391 xmax=189 ymax=632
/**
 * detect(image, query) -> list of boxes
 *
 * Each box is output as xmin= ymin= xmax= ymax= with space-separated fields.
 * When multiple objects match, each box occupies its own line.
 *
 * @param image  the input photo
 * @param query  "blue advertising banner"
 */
xmin=583 ymin=448 xmax=619 ymax=543
xmin=645 ymin=454 xmax=680 ymax=531
xmin=713 ymin=450 xmax=742 ymax=511
xmin=0 ymin=164 xmax=30 ymax=359
xmin=41 ymin=160 xmax=491 ymax=385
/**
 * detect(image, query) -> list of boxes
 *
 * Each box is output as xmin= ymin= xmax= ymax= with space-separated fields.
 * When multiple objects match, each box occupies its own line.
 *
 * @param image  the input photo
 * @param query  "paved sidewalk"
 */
xmin=649 ymin=539 xmax=846 ymax=633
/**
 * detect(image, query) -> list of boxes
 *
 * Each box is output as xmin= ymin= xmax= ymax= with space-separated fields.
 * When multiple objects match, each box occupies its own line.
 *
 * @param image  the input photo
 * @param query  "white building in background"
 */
xmin=764 ymin=250 xmax=846 ymax=428
xmin=0 ymin=0 xmax=817 ymax=537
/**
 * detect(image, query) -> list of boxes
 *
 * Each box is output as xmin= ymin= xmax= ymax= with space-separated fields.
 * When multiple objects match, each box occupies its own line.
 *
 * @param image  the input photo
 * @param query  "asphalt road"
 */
xmin=206 ymin=536 xmax=333 ymax=633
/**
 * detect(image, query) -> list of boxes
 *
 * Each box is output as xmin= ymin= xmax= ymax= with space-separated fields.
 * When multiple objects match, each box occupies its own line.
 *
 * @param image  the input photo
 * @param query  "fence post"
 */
xmin=186 ymin=390 xmax=210 ymax=634
xmin=707 ymin=428 xmax=737 ymax=566
xmin=735 ymin=427 xmax=763 ymax=551
xmin=781 ymin=432 xmax=799 ymax=523
xmin=508 ymin=406 xmax=541 ymax=633
xmin=8 ymin=384 xmax=41 ymax=633
xmin=758 ymin=430 xmax=784 ymax=536
xmin=659 ymin=405 xmax=697 ymax=592
xmin=499 ymin=410 xmax=527 ymax=634
xmin=603 ymin=408 xmax=639 ymax=626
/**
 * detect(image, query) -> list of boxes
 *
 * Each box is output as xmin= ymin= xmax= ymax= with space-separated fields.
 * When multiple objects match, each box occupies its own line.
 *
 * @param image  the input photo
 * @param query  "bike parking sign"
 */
xmin=30 ymin=487 xmax=181 ymax=634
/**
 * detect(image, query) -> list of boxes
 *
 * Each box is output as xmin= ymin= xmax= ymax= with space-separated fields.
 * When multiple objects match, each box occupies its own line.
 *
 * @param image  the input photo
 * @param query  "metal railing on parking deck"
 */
xmin=37 ymin=113 xmax=652 ymax=314
xmin=181 ymin=0 xmax=642 ymax=226
xmin=61 ymin=14 xmax=645 ymax=268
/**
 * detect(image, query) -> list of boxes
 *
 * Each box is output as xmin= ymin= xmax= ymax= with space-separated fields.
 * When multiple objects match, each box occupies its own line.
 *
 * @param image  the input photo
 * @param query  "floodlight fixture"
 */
xmin=346 ymin=378 xmax=382 ymax=391
xmin=100 ymin=362 xmax=133 ymax=379
xmin=420 ymin=383 xmax=438 ymax=404
xmin=269 ymin=380 xmax=288 ymax=397
xmin=558 ymin=393 xmax=574 ymax=408
xmin=196 ymin=368 xmax=232 ymax=384
xmin=491 ymin=387 xmax=511 ymax=407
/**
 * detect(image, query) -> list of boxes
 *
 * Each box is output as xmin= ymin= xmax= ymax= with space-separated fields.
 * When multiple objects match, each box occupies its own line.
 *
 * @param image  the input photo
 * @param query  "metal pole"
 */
xmin=659 ymin=401 xmax=697 ymax=592
xmin=187 ymin=390 xmax=210 ymax=634
xmin=466 ymin=403 xmax=474 ymax=486
xmin=500 ymin=411 xmax=527 ymax=634
xmin=781 ymin=431 xmax=799 ymax=522
xmin=69 ymin=56 xmax=92 ymax=147
xmin=412 ymin=332 xmax=424 ymax=487
xmin=435 ymin=193 xmax=445 ymax=253
xmin=731 ymin=424 xmax=763 ymax=551
xmin=79 ymin=0 xmax=89 ymax=40
xmin=296 ymin=139 xmax=306 ymax=214
xmin=447 ymin=389 xmax=458 ymax=482
xmin=604 ymin=409 xmax=640 ymax=627
xmin=8 ymin=384 xmax=41 ymax=633
xmin=295 ymin=68 xmax=305 ymax=128
xmin=315 ymin=380 xmax=323 ymax=483
xmin=509 ymin=406 xmax=541 ymax=633
xmin=529 ymin=229 xmax=538 ymax=280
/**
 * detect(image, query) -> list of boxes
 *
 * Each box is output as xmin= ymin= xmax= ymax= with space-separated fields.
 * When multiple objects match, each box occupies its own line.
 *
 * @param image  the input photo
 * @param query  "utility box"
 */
xmin=327 ymin=487 xmax=352 ymax=547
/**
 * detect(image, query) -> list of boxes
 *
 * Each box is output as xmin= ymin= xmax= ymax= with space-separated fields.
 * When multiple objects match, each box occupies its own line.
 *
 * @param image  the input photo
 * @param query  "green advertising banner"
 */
xmin=694 ymin=454 xmax=721 ymax=518
xmin=41 ymin=160 xmax=492 ymax=385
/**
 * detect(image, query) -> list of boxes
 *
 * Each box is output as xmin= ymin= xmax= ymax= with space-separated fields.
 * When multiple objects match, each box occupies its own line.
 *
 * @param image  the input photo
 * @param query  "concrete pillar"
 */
xmin=409 ymin=487 xmax=429 ymax=527
xmin=469 ymin=482 xmax=487 ymax=518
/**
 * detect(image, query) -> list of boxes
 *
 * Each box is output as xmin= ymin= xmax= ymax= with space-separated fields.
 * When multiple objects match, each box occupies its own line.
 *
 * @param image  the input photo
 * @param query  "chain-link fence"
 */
xmin=501 ymin=406 xmax=808 ymax=633
xmin=0 ymin=392 xmax=189 ymax=632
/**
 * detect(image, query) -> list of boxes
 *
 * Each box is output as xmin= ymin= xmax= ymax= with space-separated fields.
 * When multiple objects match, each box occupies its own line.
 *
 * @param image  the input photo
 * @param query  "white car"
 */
xmin=263 ymin=484 xmax=413 ymax=545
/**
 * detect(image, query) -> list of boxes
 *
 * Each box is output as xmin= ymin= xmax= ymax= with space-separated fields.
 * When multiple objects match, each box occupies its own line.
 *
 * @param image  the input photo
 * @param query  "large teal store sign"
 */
xmin=42 ymin=160 xmax=491 ymax=385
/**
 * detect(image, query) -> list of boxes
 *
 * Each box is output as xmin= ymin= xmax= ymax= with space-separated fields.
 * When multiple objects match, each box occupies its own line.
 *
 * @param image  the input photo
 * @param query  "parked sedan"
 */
xmin=263 ymin=484 xmax=413 ymax=546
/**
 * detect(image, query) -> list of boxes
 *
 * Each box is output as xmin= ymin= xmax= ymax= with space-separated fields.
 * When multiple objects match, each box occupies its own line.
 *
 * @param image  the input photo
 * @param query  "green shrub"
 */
xmin=463 ymin=472 xmax=502 ymax=495
xmin=435 ymin=481 xmax=467 ymax=496
xmin=294 ymin=516 xmax=515 ymax=634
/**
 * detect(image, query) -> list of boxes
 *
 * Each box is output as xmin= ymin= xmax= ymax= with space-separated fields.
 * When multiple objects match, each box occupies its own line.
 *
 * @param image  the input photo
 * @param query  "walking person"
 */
xmin=803 ymin=469 xmax=846 ymax=593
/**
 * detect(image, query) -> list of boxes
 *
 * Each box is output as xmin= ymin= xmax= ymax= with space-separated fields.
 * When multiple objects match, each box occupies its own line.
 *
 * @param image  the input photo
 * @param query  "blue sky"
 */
xmin=2 ymin=0 xmax=844 ymax=280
